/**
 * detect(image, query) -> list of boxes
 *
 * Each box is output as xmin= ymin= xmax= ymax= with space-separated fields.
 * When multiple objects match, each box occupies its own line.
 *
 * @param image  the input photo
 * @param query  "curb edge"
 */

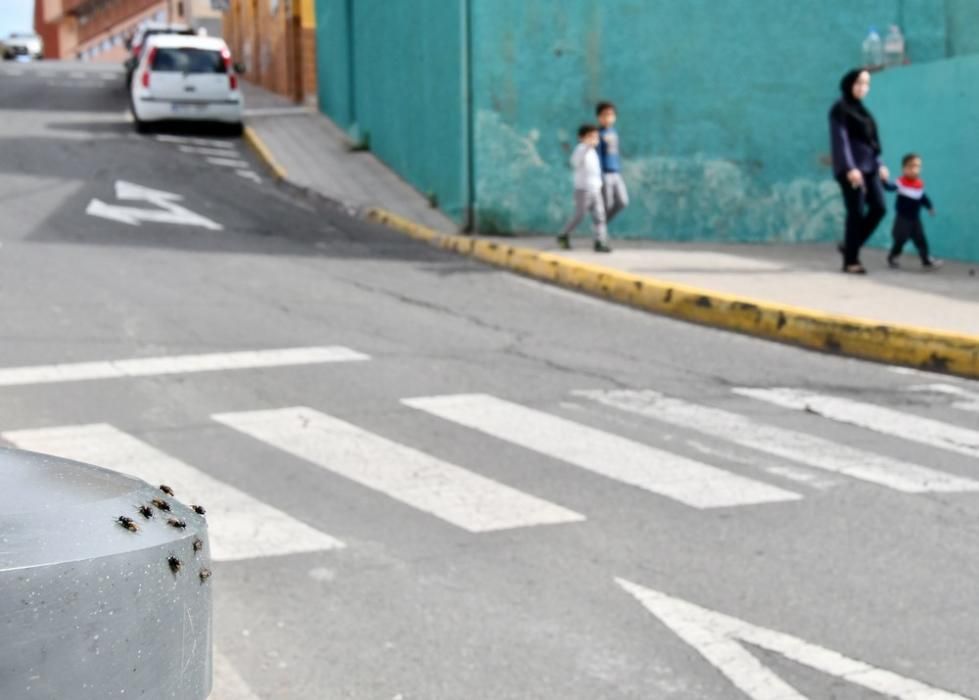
xmin=365 ymin=207 xmax=979 ymax=379
xmin=243 ymin=126 xmax=288 ymax=181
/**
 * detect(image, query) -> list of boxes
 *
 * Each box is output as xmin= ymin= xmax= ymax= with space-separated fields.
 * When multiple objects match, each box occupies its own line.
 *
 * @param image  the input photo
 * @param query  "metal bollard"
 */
xmin=0 ymin=448 xmax=212 ymax=699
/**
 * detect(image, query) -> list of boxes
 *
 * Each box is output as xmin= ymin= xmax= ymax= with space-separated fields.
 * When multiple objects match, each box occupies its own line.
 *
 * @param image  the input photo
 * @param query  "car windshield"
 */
xmin=151 ymin=47 xmax=226 ymax=74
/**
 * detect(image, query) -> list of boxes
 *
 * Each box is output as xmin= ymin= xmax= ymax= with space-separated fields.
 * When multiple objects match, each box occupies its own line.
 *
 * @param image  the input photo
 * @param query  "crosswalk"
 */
xmin=3 ymin=368 xmax=977 ymax=557
xmin=4 ymin=343 xmax=978 ymax=698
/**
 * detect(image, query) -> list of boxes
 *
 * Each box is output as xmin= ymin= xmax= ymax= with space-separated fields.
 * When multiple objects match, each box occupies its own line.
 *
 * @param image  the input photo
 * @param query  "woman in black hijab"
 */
xmin=830 ymin=69 xmax=890 ymax=274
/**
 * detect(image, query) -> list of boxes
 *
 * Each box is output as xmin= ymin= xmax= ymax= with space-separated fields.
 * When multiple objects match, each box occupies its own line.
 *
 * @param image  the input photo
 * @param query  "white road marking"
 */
xmin=154 ymin=134 xmax=236 ymax=149
xmin=618 ymin=578 xmax=970 ymax=700
xmin=403 ymin=394 xmax=801 ymax=509
xmin=576 ymin=389 xmax=979 ymax=493
xmin=212 ymin=651 xmax=263 ymax=700
xmin=683 ymin=438 xmax=840 ymax=490
xmin=213 ymin=407 xmax=584 ymax=533
xmin=87 ymin=180 xmax=223 ymax=229
xmin=2 ymin=67 xmax=24 ymax=76
xmin=2 ymin=423 xmax=345 ymax=561
xmin=68 ymin=71 xmax=86 ymax=79
xmin=207 ymin=157 xmax=251 ymax=169
xmin=100 ymin=72 xmax=117 ymax=81
xmin=737 ymin=387 xmax=979 ymax=460
xmin=178 ymin=145 xmax=242 ymax=157
xmin=237 ymin=170 xmax=262 ymax=183
xmin=0 ymin=346 xmax=369 ymax=387
xmin=910 ymin=384 xmax=979 ymax=413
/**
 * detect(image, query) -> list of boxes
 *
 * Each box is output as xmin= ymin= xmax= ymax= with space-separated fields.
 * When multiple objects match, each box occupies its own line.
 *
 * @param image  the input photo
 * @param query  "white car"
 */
xmin=130 ymin=35 xmax=244 ymax=134
xmin=2 ymin=33 xmax=43 ymax=61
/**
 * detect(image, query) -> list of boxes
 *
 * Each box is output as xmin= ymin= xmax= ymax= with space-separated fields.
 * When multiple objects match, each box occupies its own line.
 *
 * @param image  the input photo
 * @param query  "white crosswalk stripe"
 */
xmin=237 ymin=170 xmax=262 ymax=183
xmin=178 ymin=145 xmax=244 ymax=158
xmin=212 ymin=651 xmax=263 ymax=700
xmin=2 ymin=423 xmax=345 ymax=561
xmin=736 ymin=388 xmax=979 ymax=460
xmin=403 ymin=394 xmax=801 ymax=509
xmin=0 ymin=346 xmax=368 ymax=387
xmin=155 ymin=134 xmax=236 ymax=149
xmin=909 ymin=384 xmax=979 ymax=413
xmin=208 ymin=156 xmax=251 ymax=169
xmin=575 ymin=389 xmax=979 ymax=493
xmin=213 ymin=406 xmax=585 ymax=533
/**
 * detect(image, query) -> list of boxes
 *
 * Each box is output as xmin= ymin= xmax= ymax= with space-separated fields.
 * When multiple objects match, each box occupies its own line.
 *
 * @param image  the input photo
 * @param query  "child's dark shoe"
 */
xmin=887 ymin=256 xmax=900 ymax=269
xmin=557 ymin=235 xmax=571 ymax=250
xmin=923 ymin=258 xmax=943 ymax=270
xmin=593 ymin=241 xmax=613 ymax=253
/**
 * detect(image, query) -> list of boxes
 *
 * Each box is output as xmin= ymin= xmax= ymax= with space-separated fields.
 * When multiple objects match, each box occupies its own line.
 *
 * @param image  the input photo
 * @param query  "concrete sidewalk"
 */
xmin=241 ymin=81 xmax=979 ymax=343
xmin=241 ymin=81 xmax=456 ymax=234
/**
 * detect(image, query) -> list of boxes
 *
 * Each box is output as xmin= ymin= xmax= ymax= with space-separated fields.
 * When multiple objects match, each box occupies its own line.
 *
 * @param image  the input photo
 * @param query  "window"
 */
xmin=152 ymin=48 xmax=227 ymax=74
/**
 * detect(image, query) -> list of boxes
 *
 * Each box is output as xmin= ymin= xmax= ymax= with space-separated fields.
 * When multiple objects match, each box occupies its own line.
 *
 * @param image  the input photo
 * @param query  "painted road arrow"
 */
xmin=86 ymin=180 xmax=222 ymax=230
xmin=617 ymin=578 xmax=970 ymax=699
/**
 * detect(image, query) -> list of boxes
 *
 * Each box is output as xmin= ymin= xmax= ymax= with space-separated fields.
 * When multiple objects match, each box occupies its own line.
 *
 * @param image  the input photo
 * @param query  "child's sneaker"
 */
xmin=557 ymin=235 xmax=571 ymax=250
xmin=887 ymin=256 xmax=900 ymax=269
xmin=923 ymin=258 xmax=943 ymax=270
xmin=593 ymin=241 xmax=613 ymax=253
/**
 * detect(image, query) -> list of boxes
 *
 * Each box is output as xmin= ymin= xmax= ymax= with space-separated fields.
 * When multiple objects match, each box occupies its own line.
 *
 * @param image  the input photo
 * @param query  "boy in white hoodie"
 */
xmin=557 ymin=124 xmax=611 ymax=252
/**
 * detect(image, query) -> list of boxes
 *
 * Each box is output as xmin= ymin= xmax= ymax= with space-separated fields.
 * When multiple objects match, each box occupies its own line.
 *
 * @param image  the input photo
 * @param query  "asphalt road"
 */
xmin=3 ymin=62 xmax=979 ymax=700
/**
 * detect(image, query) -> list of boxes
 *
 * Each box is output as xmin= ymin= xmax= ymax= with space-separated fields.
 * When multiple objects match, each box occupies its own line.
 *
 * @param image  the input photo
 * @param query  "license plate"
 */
xmin=171 ymin=103 xmax=205 ymax=114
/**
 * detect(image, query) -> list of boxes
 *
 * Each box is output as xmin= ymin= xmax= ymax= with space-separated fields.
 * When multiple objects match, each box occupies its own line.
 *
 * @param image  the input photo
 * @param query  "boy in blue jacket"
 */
xmin=596 ymin=101 xmax=629 ymax=224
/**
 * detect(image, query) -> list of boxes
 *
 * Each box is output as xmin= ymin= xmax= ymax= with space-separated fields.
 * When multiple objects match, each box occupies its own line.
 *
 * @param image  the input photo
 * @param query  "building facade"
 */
xmin=223 ymin=0 xmax=316 ymax=102
xmin=34 ymin=0 xmax=193 ymax=62
xmin=314 ymin=0 xmax=979 ymax=262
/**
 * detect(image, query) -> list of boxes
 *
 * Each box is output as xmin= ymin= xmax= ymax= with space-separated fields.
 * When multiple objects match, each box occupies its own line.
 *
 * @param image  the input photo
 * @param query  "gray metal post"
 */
xmin=0 ymin=448 xmax=213 ymax=700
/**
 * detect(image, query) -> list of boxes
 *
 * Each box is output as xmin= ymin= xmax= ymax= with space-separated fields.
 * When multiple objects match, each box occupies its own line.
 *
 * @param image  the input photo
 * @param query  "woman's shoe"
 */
xmin=843 ymin=264 xmax=868 ymax=274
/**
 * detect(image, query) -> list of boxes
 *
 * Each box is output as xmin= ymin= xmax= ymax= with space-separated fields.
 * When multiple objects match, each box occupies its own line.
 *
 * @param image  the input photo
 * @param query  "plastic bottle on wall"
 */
xmin=884 ymin=25 xmax=905 ymax=67
xmin=862 ymin=27 xmax=883 ymax=68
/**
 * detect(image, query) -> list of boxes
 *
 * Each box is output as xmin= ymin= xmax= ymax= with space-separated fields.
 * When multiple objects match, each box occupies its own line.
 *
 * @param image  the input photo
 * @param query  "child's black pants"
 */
xmin=889 ymin=217 xmax=930 ymax=263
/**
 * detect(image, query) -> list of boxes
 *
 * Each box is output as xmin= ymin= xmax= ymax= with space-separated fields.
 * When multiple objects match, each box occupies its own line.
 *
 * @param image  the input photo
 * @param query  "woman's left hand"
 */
xmin=879 ymin=165 xmax=891 ymax=182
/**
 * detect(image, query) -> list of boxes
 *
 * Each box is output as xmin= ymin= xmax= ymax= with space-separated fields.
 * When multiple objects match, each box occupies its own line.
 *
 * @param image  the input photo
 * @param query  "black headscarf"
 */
xmin=831 ymin=69 xmax=881 ymax=155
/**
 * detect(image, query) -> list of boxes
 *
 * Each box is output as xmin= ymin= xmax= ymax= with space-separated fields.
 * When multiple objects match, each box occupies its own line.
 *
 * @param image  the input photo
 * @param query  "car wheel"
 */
xmin=134 ymin=117 xmax=151 ymax=135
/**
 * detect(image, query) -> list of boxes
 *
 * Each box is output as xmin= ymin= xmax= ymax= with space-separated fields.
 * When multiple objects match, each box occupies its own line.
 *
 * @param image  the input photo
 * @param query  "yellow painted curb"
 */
xmin=243 ymin=126 xmax=288 ymax=181
xmin=366 ymin=207 xmax=979 ymax=379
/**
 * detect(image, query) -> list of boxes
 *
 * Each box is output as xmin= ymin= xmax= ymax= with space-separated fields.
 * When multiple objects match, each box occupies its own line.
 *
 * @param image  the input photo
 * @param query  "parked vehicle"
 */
xmin=2 ymin=33 xmax=43 ymax=61
xmin=130 ymin=34 xmax=244 ymax=134
xmin=124 ymin=23 xmax=194 ymax=85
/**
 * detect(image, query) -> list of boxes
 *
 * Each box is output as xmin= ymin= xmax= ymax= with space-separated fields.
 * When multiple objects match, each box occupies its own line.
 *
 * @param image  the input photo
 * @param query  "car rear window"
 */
xmin=151 ymin=48 xmax=226 ymax=74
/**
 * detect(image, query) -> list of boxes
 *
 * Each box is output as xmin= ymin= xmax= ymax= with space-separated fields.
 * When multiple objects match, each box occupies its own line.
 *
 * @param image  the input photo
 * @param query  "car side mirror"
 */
xmin=234 ymin=62 xmax=246 ymax=75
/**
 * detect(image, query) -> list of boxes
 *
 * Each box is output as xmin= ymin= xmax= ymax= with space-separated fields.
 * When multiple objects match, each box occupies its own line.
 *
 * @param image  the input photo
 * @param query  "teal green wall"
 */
xmin=872 ymin=54 xmax=979 ymax=263
xmin=469 ymin=0 xmax=946 ymax=241
xmin=313 ymin=0 xmax=978 ymax=260
xmin=313 ymin=0 xmax=468 ymax=222
xmin=314 ymin=0 xmax=353 ymax=126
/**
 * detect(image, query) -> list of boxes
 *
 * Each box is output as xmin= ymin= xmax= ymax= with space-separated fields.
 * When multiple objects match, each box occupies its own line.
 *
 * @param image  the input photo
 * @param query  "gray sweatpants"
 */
xmin=603 ymin=172 xmax=629 ymax=223
xmin=560 ymin=189 xmax=608 ymax=243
